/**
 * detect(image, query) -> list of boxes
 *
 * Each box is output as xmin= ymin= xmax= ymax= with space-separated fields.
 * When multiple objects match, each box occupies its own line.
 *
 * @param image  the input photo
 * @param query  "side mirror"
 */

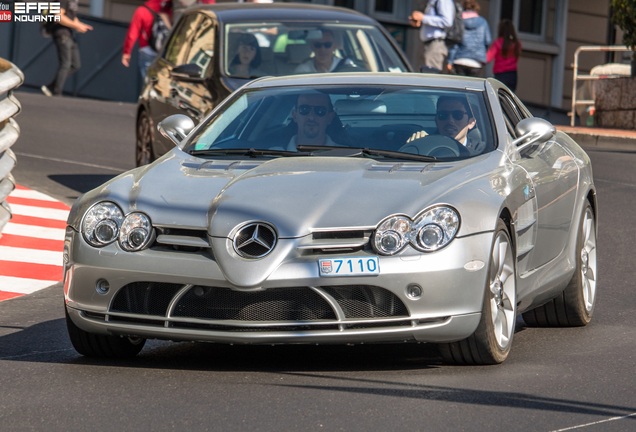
xmin=158 ymin=114 xmax=195 ymax=148
xmin=512 ymin=117 xmax=556 ymax=151
xmin=170 ymin=64 xmax=204 ymax=82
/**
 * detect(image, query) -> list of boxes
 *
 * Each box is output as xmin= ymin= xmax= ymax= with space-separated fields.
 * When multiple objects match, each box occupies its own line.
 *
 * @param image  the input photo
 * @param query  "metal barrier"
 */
xmin=0 ymin=58 xmax=24 ymax=234
xmin=569 ymin=45 xmax=631 ymax=126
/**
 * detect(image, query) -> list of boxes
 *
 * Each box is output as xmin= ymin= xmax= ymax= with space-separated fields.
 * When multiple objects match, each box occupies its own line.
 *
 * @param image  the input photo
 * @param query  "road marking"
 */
xmin=549 ymin=412 xmax=636 ymax=431
xmin=0 ymin=185 xmax=69 ymax=301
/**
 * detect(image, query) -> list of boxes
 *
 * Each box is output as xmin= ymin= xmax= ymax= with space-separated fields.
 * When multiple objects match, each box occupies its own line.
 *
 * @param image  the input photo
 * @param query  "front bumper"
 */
xmin=64 ymin=228 xmax=493 ymax=345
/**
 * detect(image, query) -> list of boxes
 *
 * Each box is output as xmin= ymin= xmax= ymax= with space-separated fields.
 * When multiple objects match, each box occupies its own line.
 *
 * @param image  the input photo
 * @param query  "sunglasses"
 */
xmin=312 ymin=42 xmax=333 ymax=49
xmin=297 ymin=104 xmax=329 ymax=117
xmin=437 ymin=110 xmax=468 ymax=121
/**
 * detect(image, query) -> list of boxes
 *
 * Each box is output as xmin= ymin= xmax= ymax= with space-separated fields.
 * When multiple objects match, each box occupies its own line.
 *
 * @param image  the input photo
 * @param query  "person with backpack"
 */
xmin=122 ymin=0 xmax=173 ymax=80
xmin=40 ymin=0 xmax=93 ymax=97
xmin=409 ymin=0 xmax=456 ymax=73
xmin=447 ymin=0 xmax=491 ymax=77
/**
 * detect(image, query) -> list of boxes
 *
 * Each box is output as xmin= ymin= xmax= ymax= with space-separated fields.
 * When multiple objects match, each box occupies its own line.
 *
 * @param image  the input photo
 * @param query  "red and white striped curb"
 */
xmin=0 ymin=185 xmax=70 ymax=302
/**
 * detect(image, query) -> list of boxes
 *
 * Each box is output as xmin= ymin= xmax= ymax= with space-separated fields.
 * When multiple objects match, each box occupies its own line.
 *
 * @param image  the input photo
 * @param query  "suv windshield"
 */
xmin=187 ymin=85 xmax=496 ymax=161
xmin=224 ymin=24 xmax=408 ymax=78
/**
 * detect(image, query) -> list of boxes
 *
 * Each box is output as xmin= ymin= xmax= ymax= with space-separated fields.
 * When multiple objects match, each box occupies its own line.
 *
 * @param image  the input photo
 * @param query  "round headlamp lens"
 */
xmin=119 ymin=212 xmax=153 ymax=251
xmin=82 ymin=202 xmax=124 ymax=247
xmin=413 ymin=206 xmax=460 ymax=251
xmin=418 ymin=224 xmax=444 ymax=248
xmin=373 ymin=216 xmax=411 ymax=255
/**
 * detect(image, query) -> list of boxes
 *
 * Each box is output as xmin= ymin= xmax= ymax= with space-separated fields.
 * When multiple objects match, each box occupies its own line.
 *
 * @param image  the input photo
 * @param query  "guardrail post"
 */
xmin=0 ymin=58 xmax=24 ymax=235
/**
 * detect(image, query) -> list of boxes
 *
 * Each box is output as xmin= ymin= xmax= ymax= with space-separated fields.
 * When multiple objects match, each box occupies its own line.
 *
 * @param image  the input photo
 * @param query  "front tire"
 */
xmin=136 ymin=110 xmax=155 ymax=167
xmin=66 ymin=308 xmax=146 ymax=358
xmin=522 ymin=202 xmax=597 ymax=327
xmin=439 ymin=220 xmax=517 ymax=365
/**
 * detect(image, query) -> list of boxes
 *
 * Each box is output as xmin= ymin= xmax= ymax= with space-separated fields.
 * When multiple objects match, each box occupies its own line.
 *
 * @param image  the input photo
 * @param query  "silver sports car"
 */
xmin=64 ymin=73 xmax=597 ymax=365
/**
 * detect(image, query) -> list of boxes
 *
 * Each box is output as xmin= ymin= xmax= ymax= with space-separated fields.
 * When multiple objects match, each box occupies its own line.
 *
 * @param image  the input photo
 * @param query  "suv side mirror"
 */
xmin=170 ymin=64 xmax=204 ymax=82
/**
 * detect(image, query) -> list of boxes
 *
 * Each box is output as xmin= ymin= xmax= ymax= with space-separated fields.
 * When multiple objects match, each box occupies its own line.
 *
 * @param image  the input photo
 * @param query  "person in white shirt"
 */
xmin=294 ymin=29 xmax=355 ymax=74
xmin=409 ymin=0 xmax=455 ymax=73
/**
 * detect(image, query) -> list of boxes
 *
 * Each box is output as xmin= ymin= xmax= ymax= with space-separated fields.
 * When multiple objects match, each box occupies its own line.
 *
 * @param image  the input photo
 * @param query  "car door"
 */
xmin=499 ymin=90 xmax=578 ymax=272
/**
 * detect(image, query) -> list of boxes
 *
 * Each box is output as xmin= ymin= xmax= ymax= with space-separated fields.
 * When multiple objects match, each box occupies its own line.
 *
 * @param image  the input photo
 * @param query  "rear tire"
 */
xmin=439 ymin=220 xmax=517 ymax=365
xmin=522 ymin=202 xmax=597 ymax=327
xmin=66 ymin=308 xmax=145 ymax=358
xmin=136 ymin=110 xmax=155 ymax=167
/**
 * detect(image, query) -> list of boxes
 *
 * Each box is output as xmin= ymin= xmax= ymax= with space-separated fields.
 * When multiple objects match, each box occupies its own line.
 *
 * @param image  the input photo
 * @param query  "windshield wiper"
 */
xmin=190 ymin=148 xmax=308 ymax=158
xmin=296 ymin=145 xmax=437 ymax=162
xmin=361 ymin=148 xmax=437 ymax=162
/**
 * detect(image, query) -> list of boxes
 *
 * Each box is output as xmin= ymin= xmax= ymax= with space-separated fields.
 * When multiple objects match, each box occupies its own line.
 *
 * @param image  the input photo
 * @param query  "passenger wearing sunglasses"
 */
xmin=287 ymin=93 xmax=337 ymax=150
xmin=294 ymin=29 xmax=357 ymax=74
xmin=403 ymin=95 xmax=484 ymax=155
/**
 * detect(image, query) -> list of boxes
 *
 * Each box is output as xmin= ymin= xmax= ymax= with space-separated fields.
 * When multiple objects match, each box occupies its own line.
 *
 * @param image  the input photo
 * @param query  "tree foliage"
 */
xmin=611 ymin=0 xmax=636 ymax=50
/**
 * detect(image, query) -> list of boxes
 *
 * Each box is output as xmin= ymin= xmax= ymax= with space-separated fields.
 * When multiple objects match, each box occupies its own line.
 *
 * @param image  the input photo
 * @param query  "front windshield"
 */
xmin=187 ymin=85 xmax=495 ymax=161
xmin=224 ymin=23 xmax=409 ymax=79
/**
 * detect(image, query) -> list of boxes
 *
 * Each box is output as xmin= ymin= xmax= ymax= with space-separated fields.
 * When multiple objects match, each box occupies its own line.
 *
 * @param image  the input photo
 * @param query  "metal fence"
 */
xmin=0 ymin=16 xmax=142 ymax=103
xmin=0 ymin=58 xmax=24 ymax=234
xmin=569 ymin=45 xmax=631 ymax=127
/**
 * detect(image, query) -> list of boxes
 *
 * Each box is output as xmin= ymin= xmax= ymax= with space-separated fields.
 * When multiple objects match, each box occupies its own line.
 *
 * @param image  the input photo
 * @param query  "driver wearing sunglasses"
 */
xmin=405 ymin=95 xmax=480 ymax=152
xmin=294 ymin=29 xmax=355 ymax=74
xmin=288 ymin=93 xmax=337 ymax=150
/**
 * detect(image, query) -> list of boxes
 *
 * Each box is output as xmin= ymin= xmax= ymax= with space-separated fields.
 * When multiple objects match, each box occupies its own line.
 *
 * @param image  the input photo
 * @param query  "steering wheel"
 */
xmin=333 ymin=58 xmax=363 ymax=72
xmin=399 ymin=134 xmax=471 ymax=158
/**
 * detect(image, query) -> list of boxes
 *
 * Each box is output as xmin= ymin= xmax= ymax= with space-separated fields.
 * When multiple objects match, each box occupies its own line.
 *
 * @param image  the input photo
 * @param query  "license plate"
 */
xmin=318 ymin=257 xmax=380 ymax=277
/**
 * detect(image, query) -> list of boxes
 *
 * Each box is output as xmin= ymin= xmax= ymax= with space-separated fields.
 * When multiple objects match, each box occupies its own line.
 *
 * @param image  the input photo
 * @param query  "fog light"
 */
xmin=96 ymin=279 xmax=110 ymax=295
xmin=406 ymin=284 xmax=423 ymax=299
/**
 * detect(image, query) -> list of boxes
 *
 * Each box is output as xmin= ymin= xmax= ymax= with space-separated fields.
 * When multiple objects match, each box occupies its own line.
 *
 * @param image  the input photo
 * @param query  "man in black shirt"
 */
xmin=41 ymin=0 xmax=93 ymax=96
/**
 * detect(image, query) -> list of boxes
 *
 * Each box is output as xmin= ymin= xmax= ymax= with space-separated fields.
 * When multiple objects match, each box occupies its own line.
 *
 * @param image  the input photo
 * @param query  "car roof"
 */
xmin=186 ymin=3 xmax=377 ymax=25
xmin=244 ymin=73 xmax=491 ymax=91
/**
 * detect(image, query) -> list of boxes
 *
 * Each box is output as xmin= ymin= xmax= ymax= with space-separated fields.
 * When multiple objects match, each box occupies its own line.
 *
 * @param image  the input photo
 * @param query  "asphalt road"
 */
xmin=1 ymin=91 xmax=635 ymax=432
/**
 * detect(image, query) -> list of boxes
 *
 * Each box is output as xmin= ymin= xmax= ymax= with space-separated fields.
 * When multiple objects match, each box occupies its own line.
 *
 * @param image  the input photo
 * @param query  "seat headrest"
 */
xmin=285 ymin=44 xmax=312 ymax=64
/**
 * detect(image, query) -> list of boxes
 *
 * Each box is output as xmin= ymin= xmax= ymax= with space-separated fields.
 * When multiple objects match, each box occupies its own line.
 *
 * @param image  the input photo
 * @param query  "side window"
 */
xmin=498 ymin=90 xmax=525 ymax=138
xmin=164 ymin=13 xmax=214 ymax=67
xmin=184 ymin=18 xmax=215 ymax=73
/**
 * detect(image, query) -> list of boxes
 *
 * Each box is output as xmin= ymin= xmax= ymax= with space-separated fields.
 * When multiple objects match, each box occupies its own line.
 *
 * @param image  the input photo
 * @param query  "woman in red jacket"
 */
xmin=486 ymin=19 xmax=522 ymax=91
xmin=121 ymin=0 xmax=173 ymax=80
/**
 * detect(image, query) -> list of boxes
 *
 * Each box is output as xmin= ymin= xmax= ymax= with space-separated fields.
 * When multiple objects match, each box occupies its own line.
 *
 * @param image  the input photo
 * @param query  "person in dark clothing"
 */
xmin=41 ymin=0 xmax=93 ymax=96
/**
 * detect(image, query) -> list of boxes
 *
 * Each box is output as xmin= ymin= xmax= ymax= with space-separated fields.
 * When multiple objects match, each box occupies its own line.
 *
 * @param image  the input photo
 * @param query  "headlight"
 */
xmin=119 ymin=212 xmax=153 ymax=251
xmin=412 ymin=206 xmax=460 ymax=252
xmin=82 ymin=202 xmax=124 ymax=247
xmin=373 ymin=215 xmax=412 ymax=255
xmin=372 ymin=206 xmax=460 ymax=255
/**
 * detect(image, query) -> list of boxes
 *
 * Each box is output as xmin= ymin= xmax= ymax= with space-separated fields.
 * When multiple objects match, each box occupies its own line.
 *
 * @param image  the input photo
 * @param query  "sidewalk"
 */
xmin=528 ymin=105 xmax=636 ymax=152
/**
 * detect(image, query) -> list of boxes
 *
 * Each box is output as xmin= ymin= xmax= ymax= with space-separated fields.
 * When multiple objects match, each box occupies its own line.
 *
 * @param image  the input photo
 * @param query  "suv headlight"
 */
xmin=119 ymin=212 xmax=153 ymax=251
xmin=81 ymin=202 xmax=124 ymax=247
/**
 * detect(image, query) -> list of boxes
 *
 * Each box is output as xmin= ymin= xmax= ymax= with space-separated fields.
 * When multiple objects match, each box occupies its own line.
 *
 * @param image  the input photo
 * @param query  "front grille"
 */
xmin=173 ymin=287 xmax=336 ymax=321
xmin=108 ymin=283 xmax=410 ymax=332
xmin=323 ymin=285 xmax=408 ymax=318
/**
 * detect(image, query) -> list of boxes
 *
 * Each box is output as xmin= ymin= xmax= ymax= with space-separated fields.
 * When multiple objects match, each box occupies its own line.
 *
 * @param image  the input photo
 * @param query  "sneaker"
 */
xmin=41 ymin=85 xmax=53 ymax=97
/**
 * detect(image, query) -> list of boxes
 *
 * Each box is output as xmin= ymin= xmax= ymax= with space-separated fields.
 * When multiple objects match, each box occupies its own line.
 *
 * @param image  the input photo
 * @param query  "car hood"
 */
xmin=73 ymin=150 xmax=496 ymax=239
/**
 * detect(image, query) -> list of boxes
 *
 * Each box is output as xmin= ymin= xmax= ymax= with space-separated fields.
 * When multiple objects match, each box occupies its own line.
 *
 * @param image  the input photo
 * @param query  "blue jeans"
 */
xmin=49 ymin=30 xmax=81 ymax=95
xmin=138 ymin=46 xmax=158 ymax=80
